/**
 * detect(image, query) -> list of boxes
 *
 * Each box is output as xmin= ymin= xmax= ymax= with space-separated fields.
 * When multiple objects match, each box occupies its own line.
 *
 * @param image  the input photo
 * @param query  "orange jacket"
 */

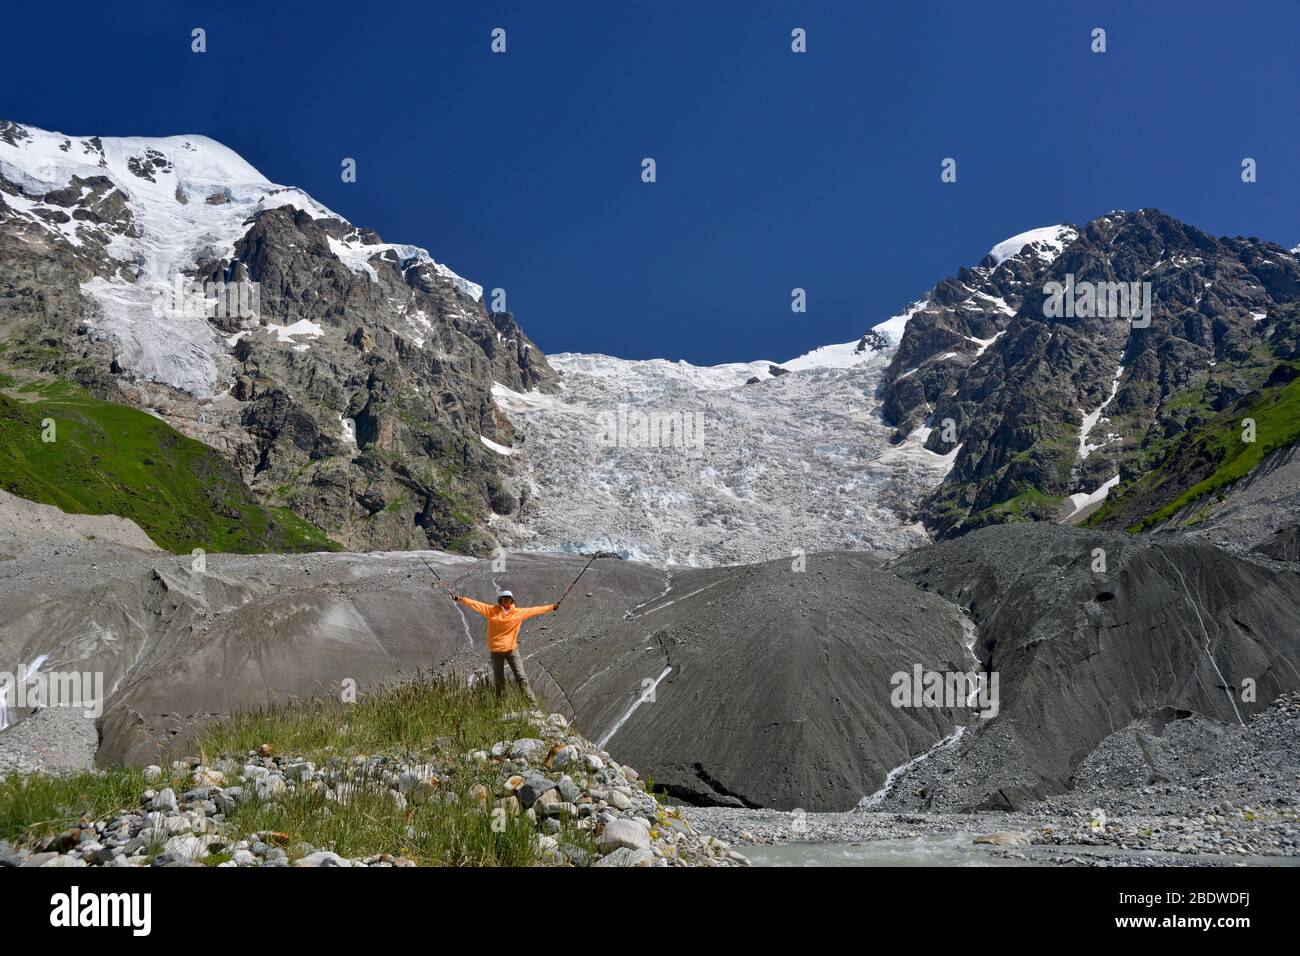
xmin=456 ymin=597 xmax=557 ymax=653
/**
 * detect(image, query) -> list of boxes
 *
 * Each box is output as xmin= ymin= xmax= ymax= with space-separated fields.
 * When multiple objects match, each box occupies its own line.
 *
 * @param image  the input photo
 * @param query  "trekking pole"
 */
xmin=419 ymin=556 xmax=458 ymax=600
xmin=556 ymin=554 xmax=599 ymax=608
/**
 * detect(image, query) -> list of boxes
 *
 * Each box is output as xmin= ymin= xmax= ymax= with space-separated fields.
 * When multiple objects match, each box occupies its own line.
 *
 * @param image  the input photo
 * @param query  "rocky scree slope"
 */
xmin=0 ymin=541 xmax=973 ymax=812
xmin=690 ymin=697 xmax=1300 ymax=863
xmin=878 ymin=210 xmax=1300 ymax=538
xmin=1176 ymin=440 xmax=1300 ymax=560
xmin=881 ymin=523 xmax=1300 ymax=811
xmin=0 ymin=120 xmax=554 ymax=554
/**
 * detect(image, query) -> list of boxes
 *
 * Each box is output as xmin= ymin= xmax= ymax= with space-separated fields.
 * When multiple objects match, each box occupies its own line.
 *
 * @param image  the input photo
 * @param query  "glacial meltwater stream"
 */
xmin=744 ymin=835 xmax=1300 ymax=867
xmin=744 ymin=833 xmax=1043 ymax=867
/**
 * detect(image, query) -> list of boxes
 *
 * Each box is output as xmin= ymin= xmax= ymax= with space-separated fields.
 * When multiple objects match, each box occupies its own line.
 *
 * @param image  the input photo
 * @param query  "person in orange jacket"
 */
xmin=452 ymin=589 xmax=558 ymax=704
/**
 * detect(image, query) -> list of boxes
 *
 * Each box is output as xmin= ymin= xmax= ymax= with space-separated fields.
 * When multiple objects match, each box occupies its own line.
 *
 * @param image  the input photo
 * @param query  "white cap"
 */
xmin=498 ymin=590 xmax=514 ymax=599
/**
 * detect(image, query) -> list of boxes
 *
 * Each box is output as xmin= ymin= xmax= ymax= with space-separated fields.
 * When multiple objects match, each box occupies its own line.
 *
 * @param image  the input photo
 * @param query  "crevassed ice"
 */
xmin=486 ymin=347 xmax=954 ymax=566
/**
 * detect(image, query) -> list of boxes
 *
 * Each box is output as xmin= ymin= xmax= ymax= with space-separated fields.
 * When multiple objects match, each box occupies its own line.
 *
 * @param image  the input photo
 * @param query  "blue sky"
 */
xmin=3 ymin=1 xmax=1297 ymax=364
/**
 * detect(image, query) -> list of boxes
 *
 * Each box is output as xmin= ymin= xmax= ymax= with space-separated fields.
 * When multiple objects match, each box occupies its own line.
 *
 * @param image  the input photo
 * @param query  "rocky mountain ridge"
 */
xmin=876 ymin=209 xmax=1300 ymax=539
xmin=0 ymin=120 xmax=553 ymax=554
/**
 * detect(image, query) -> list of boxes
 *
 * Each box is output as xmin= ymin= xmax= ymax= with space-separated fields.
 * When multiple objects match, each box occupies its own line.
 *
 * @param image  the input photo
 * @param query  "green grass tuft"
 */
xmin=204 ymin=676 xmax=598 ymax=865
xmin=1 ymin=677 xmax=599 ymax=866
xmin=201 ymin=674 xmax=537 ymax=763
xmin=0 ymin=769 xmax=167 ymax=845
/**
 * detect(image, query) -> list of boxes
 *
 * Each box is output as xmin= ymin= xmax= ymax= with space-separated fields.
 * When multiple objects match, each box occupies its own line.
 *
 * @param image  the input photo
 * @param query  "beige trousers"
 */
xmin=490 ymin=649 xmax=536 ymax=704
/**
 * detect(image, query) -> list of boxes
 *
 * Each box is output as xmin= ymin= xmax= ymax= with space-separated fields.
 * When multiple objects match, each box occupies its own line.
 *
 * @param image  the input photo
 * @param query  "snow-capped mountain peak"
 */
xmin=866 ymin=225 xmax=1077 ymax=354
xmin=0 ymin=121 xmax=481 ymax=397
xmin=986 ymin=224 xmax=1076 ymax=268
xmin=0 ymin=124 xmax=272 ymax=195
xmin=0 ymin=120 xmax=551 ymax=555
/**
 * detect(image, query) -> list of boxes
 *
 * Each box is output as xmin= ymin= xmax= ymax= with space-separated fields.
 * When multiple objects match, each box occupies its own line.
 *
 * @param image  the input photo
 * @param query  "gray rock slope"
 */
xmin=4 ymin=521 xmax=1297 ymax=813
xmin=1153 ymin=442 xmax=1300 ymax=558
xmin=885 ymin=523 xmax=1300 ymax=810
xmin=0 ymin=488 xmax=160 ymax=554
xmin=524 ymin=554 xmax=972 ymax=811
xmin=0 ymin=541 xmax=970 ymax=810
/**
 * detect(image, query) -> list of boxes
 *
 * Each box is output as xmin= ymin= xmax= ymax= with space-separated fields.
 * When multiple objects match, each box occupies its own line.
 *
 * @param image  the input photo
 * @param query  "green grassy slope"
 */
xmin=1087 ymin=363 xmax=1300 ymax=532
xmin=0 ymin=378 xmax=338 ymax=554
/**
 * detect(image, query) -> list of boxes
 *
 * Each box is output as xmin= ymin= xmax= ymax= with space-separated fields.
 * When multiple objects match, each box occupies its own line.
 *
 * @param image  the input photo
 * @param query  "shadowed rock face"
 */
xmin=1255 ymin=524 xmax=1300 ymax=562
xmin=886 ymin=523 xmax=1300 ymax=810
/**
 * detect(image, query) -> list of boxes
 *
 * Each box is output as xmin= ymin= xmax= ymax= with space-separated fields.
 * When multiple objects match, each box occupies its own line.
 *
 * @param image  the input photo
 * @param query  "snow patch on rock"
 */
xmin=1078 ymin=362 xmax=1125 ymax=461
xmin=987 ymin=224 xmax=1077 ymax=268
xmin=872 ymin=299 xmax=929 ymax=347
xmin=1062 ymin=474 xmax=1120 ymax=522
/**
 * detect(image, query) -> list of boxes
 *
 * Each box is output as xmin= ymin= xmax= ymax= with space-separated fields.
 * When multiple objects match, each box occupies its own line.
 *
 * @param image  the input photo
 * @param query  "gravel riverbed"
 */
xmin=682 ymin=695 xmax=1300 ymax=867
